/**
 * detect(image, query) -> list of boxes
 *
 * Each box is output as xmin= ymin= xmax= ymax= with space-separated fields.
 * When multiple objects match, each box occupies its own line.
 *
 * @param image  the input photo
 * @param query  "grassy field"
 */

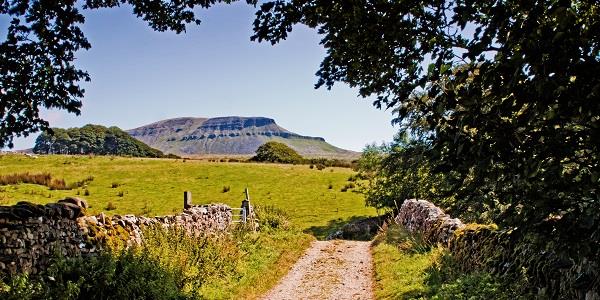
xmin=0 ymin=154 xmax=375 ymax=237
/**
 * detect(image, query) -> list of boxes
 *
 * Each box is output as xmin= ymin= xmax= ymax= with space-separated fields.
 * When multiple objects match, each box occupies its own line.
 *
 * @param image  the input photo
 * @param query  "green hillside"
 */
xmin=0 ymin=154 xmax=375 ymax=236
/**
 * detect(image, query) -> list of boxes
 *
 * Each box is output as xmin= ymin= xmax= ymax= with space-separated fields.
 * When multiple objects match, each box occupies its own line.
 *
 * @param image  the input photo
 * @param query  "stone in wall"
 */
xmin=394 ymin=199 xmax=464 ymax=244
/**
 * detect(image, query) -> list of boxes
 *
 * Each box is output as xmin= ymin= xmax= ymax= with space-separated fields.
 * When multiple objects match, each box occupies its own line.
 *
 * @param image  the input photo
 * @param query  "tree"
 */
xmin=0 ymin=0 xmax=256 ymax=148
xmin=252 ymin=1 xmax=600 ymax=252
xmin=33 ymin=124 xmax=165 ymax=157
xmin=251 ymin=141 xmax=303 ymax=164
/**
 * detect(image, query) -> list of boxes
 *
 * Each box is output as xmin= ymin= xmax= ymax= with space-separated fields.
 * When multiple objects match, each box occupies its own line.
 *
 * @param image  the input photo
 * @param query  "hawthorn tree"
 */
xmin=252 ymin=0 xmax=600 ymax=252
xmin=0 ymin=0 xmax=256 ymax=148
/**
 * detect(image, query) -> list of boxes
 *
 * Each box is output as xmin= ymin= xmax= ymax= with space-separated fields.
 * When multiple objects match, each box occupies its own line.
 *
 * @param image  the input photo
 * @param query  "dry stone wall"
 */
xmin=0 ymin=197 xmax=232 ymax=275
xmin=394 ymin=198 xmax=599 ymax=300
xmin=395 ymin=199 xmax=465 ymax=244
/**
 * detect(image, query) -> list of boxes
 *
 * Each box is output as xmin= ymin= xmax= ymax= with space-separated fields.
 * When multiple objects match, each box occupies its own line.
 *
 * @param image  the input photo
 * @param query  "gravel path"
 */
xmin=262 ymin=240 xmax=374 ymax=300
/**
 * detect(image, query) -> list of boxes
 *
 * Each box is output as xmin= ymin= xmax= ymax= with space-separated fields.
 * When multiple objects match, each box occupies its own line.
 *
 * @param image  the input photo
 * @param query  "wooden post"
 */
xmin=184 ymin=191 xmax=192 ymax=209
xmin=241 ymin=188 xmax=250 ymax=223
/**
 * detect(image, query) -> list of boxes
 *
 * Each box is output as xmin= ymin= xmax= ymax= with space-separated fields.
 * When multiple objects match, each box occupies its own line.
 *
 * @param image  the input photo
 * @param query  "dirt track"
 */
xmin=262 ymin=240 xmax=374 ymax=300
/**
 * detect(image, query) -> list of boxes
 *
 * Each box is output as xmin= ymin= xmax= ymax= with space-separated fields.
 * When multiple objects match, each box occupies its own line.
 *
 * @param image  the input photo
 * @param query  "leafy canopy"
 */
xmin=252 ymin=0 xmax=600 ymax=249
xmin=251 ymin=141 xmax=303 ymax=164
xmin=0 ymin=0 xmax=256 ymax=148
xmin=33 ymin=124 xmax=166 ymax=158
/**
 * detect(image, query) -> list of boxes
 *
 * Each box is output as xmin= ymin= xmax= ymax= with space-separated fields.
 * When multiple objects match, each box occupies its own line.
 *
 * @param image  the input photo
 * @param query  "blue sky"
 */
xmin=5 ymin=2 xmax=398 ymax=151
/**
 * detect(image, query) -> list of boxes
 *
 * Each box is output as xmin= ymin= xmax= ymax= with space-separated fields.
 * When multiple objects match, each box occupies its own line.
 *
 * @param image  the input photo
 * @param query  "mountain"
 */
xmin=126 ymin=117 xmax=358 ymax=158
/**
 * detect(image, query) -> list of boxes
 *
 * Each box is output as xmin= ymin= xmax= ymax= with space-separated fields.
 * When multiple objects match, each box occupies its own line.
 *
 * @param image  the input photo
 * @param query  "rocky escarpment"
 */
xmin=127 ymin=116 xmax=357 ymax=158
xmin=0 ymin=198 xmax=233 ymax=275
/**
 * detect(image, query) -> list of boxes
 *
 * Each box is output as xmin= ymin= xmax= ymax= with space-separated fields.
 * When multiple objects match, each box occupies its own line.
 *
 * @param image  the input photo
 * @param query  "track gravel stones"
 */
xmin=263 ymin=240 xmax=374 ymax=300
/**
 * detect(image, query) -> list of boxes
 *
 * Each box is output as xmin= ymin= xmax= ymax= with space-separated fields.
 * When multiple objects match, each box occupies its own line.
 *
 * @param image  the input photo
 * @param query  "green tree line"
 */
xmin=33 ymin=125 xmax=167 ymax=158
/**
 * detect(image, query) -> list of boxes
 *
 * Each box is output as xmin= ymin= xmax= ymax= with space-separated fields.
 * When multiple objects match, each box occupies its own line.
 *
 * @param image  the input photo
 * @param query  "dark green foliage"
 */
xmin=0 ymin=0 xmax=258 ymax=148
xmin=254 ymin=0 xmax=600 ymax=266
xmin=305 ymin=158 xmax=354 ymax=169
xmin=251 ymin=141 xmax=304 ymax=164
xmin=356 ymin=136 xmax=448 ymax=212
xmin=33 ymin=124 xmax=165 ymax=158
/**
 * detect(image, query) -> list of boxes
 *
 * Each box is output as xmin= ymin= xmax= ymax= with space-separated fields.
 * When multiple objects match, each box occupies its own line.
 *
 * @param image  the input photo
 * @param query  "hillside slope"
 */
xmin=127 ymin=117 xmax=358 ymax=158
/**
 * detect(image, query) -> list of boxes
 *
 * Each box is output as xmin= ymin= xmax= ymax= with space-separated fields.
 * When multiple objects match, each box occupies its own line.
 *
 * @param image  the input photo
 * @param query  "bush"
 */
xmin=250 ymin=142 xmax=303 ymax=164
xmin=340 ymin=182 xmax=356 ymax=192
xmin=105 ymin=202 xmax=117 ymax=211
xmin=222 ymin=186 xmax=231 ymax=193
xmin=255 ymin=206 xmax=291 ymax=231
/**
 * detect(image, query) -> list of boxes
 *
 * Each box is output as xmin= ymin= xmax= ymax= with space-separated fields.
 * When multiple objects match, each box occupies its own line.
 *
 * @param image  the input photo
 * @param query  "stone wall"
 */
xmin=394 ymin=199 xmax=465 ymax=244
xmin=394 ymin=198 xmax=599 ymax=300
xmin=0 ymin=197 xmax=232 ymax=275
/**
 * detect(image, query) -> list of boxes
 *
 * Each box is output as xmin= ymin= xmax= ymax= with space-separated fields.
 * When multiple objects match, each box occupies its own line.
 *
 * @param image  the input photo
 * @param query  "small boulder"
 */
xmin=58 ymin=197 xmax=88 ymax=209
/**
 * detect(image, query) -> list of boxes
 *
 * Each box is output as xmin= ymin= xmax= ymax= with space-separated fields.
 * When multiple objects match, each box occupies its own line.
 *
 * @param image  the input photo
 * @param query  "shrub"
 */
xmin=340 ymin=182 xmax=356 ymax=192
xmin=84 ymin=189 xmax=90 ymax=196
xmin=111 ymin=182 xmax=120 ymax=188
xmin=255 ymin=206 xmax=291 ymax=230
xmin=250 ymin=142 xmax=303 ymax=164
xmin=117 ymin=191 xmax=124 ymax=197
xmin=105 ymin=202 xmax=117 ymax=211
xmin=222 ymin=186 xmax=231 ymax=193
xmin=315 ymin=163 xmax=326 ymax=170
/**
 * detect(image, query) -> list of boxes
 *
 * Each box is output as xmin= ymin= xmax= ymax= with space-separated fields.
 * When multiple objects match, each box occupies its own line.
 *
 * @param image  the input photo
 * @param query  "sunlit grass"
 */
xmin=0 ymin=154 xmax=375 ymax=231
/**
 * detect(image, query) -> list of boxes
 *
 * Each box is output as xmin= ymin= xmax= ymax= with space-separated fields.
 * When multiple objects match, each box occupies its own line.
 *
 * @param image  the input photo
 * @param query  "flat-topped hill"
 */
xmin=127 ymin=116 xmax=358 ymax=158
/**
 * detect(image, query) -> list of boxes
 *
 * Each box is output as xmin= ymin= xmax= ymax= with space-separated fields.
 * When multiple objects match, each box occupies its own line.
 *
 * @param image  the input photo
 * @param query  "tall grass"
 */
xmin=0 ymin=206 xmax=313 ymax=300
xmin=0 ymin=173 xmax=93 ymax=191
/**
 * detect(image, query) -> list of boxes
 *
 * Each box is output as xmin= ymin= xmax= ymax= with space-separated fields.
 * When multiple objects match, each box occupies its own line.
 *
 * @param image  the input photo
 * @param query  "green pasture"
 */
xmin=0 ymin=154 xmax=376 ymax=237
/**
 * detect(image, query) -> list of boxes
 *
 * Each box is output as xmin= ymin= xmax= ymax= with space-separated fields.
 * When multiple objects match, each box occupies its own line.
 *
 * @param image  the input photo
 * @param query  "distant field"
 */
xmin=0 ymin=154 xmax=376 ymax=237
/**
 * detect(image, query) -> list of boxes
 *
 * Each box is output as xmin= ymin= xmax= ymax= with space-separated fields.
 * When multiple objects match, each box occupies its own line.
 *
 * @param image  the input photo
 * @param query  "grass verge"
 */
xmin=371 ymin=223 xmax=531 ymax=300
